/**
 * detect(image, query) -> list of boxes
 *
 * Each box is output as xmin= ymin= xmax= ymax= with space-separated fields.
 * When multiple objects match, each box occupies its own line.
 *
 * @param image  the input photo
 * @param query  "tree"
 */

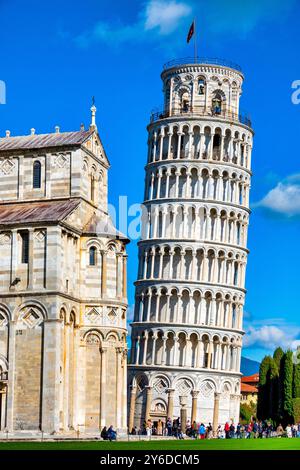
xmin=257 ymin=355 xmax=272 ymax=420
xmin=293 ymin=349 xmax=300 ymax=399
xmin=273 ymin=347 xmax=284 ymax=369
xmin=282 ymin=350 xmax=294 ymax=425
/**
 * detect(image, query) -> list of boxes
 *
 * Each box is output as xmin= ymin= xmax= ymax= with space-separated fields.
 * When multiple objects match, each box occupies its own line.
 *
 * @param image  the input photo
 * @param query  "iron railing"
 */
xmin=150 ymin=105 xmax=252 ymax=128
xmin=163 ymin=57 xmax=242 ymax=72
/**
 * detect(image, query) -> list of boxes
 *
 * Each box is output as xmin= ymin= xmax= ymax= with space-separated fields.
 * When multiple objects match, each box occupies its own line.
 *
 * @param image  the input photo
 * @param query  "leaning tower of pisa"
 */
xmin=128 ymin=57 xmax=254 ymax=433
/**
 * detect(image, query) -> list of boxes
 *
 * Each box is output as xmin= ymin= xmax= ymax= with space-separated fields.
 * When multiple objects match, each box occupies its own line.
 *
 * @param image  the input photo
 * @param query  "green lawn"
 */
xmin=0 ymin=438 xmax=300 ymax=450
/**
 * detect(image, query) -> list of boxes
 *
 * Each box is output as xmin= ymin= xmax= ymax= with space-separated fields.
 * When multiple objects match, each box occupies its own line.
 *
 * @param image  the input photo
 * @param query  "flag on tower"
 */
xmin=187 ymin=20 xmax=195 ymax=43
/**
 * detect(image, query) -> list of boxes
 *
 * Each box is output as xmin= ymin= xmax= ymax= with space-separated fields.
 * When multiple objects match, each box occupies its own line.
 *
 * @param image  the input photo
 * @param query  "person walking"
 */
xmin=199 ymin=423 xmax=206 ymax=440
xmin=224 ymin=421 xmax=230 ymax=439
xmin=166 ymin=417 xmax=172 ymax=437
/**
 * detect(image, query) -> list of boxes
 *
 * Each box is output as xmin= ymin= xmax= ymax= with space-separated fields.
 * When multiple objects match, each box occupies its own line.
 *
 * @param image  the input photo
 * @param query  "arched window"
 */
xmin=89 ymin=246 xmax=97 ymax=266
xmin=33 ymin=161 xmax=41 ymax=188
xmin=212 ymin=92 xmax=223 ymax=115
xmin=198 ymin=78 xmax=205 ymax=95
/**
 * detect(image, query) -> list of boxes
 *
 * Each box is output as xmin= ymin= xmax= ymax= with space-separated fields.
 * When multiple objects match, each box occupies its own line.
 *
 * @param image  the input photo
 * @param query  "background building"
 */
xmin=241 ymin=373 xmax=259 ymax=406
xmin=128 ymin=57 xmax=254 ymax=432
xmin=0 ymin=108 xmax=128 ymax=433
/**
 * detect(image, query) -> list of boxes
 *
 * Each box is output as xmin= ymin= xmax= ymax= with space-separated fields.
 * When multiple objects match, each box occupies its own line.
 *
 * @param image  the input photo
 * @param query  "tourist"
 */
xmin=198 ymin=423 xmax=206 ymax=439
xmin=166 ymin=417 xmax=172 ymax=436
xmin=146 ymin=419 xmax=152 ymax=437
xmin=236 ymin=423 xmax=242 ymax=439
xmin=207 ymin=422 xmax=213 ymax=439
xmin=253 ymin=421 xmax=258 ymax=438
xmin=286 ymin=424 xmax=292 ymax=438
xmin=101 ymin=426 xmax=108 ymax=440
xmin=192 ymin=420 xmax=198 ymax=438
xmin=276 ymin=423 xmax=284 ymax=437
xmin=177 ymin=424 xmax=184 ymax=440
xmin=224 ymin=421 xmax=230 ymax=439
xmin=217 ymin=425 xmax=223 ymax=439
xmin=107 ymin=425 xmax=117 ymax=441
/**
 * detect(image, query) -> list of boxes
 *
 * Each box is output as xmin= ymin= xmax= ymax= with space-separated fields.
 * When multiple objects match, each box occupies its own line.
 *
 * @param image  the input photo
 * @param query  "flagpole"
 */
xmin=194 ymin=18 xmax=197 ymax=62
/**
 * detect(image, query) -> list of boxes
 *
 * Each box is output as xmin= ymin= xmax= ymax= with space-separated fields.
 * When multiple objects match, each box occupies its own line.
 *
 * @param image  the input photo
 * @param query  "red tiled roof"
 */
xmin=0 ymin=130 xmax=93 ymax=151
xmin=241 ymin=383 xmax=258 ymax=393
xmin=0 ymin=199 xmax=80 ymax=226
xmin=241 ymin=373 xmax=259 ymax=383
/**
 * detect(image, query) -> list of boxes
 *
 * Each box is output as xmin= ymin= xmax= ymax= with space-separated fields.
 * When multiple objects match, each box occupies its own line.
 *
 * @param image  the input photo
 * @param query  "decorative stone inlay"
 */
xmin=53 ymin=153 xmax=68 ymax=168
xmin=107 ymin=307 xmax=117 ymax=323
xmin=0 ymin=233 xmax=11 ymax=245
xmin=153 ymin=377 xmax=168 ymax=394
xmin=34 ymin=230 xmax=46 ymax=242
xmin=0 ymin=312 xmax=8 ymax=327
xmin=85 ymin=307 xmax=102 ymax=324
xmin=0 ymin=158 xmax=15 ymax=175
xmin=20 ymin=308 xmax=43 ymax=328
xmin=176 ymin=379 xmax=192 ymax=396
xmin=199 ymin=381 xmax=215 ymax=398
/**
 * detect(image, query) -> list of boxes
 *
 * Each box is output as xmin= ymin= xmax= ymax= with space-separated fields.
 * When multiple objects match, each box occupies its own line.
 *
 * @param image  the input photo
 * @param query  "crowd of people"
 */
xmin=129 ymin=418 xmax=300 ymax=439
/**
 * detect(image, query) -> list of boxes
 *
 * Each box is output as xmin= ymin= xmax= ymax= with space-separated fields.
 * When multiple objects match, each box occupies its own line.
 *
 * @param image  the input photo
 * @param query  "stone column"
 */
xmin=157 ymin=171 xmax=162 ymax=198
xmin=0 ymin=386 xmax=7 ymax=430
xmin=6 ymin=320 xmax=16 ymax=431
xmin=212 ymin=392 xmax=221 ymax=435
xmin=62 ymin=321 xmax=70 ymax=430
xmin=72 ymin=326 xmax=80 ymax=428
xmin=146 ymin=292 xmax=152 ymax=321
xmin=121 ymin=349 xmax=128 ymax=429
xmin=101 ymin=250 xmax=107 ymax=297
xmin=142 ymin=334 xmax=148 ymax=365
xmin=122 ymin=255 xmax=127 ymax=299
xmin=143 ymin=252 xmax=148 ymax=279
xmin=145 ymin=386 xmax=152 ymax=421
xmin=41 ymin=318 xmax=63 ymax=433
xmin=135 ymin=336 xmax=140 ymax=365
xmin=167 ymin=388 xmax=175 ymax=419
xmin=165 ymin=171 xmax=170 ymax=197
xmin=161 ymin=336 xmax=167 ymax=365
xmin=207 ymin=341 xmax=213 ymax=368
xmin=128 ymin=385 xmax=137 ymax=432
xmin=191 ymin=390 xmax=199 ymax=423
xmin=116 ymin=348 xmax=123 ymax=429
xmin=9 ymin=230 xmax=18 ymax=289
xmin=116 ymin=254 xmax=122 ymax=298
xmin=179 ymin=396 xmax=187 ymax=433
xmin=27 ymin=228 xmax=34 ymax=289
xmin=100 ymin=347 xmax=108 ymax=427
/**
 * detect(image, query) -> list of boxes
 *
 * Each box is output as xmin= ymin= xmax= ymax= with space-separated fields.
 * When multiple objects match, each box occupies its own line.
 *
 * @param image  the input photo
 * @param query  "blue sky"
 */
xmin=0 ymin=0 xmax=300 ymax=362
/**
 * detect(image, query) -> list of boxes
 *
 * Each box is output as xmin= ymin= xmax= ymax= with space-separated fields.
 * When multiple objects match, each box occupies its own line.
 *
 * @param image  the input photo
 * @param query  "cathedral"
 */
xmin=0 ymin=106 xmax=128 ymax=433
xmin=128 ymin=58 xmax=253 ymax=432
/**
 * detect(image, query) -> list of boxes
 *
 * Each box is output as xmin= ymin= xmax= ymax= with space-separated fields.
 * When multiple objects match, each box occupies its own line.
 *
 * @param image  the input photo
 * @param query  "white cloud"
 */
xmin=144 ymin=0 xmax=191 ymax=35
xmin=74 ymin=0 xmax=192 ymax=47
xmin=244 ymin=323 xmax=300 ymax=351
xmin=256 ymin=179 xmax=300 ymax=216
